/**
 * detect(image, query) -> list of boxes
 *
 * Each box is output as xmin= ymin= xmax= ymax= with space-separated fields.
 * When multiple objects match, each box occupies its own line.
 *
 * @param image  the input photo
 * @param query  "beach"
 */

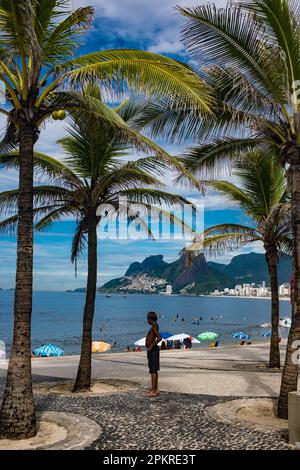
xmin=0 ymin=341 xmax=296 ymax=450
xmin=0 ymin=341 xmax=293 ymax=397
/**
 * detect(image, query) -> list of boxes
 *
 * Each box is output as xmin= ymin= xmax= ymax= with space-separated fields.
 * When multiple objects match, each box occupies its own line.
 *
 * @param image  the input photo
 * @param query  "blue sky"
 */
xmin=0 ymin=0 xmax=264 ymax=291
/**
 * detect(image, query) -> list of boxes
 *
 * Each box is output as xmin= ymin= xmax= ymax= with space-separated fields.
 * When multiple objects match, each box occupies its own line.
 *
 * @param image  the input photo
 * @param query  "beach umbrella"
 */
xmin=261 ymin=331 xmax=272 ymax=337
xmin=92 ymin=341 xmax=111 ymax=353
xmin=279 ymin=317 xmax=291 ymax=328
xmin=167 ymin=333 xmax=200 ymax=344
xmin=232 ymin=331 xmax=250 ymax=340
xmin=134 ymin=336 xmax=165 ymax=347
xmin=197 ymin=331 xmax=218 ymax=341
xmin=33 ymin=343 xmax=64 ymax=357
xmin=134 ymin=337 xmax=146 ymax=346
xmin=160 ymin=331 xmax=172 ymax=339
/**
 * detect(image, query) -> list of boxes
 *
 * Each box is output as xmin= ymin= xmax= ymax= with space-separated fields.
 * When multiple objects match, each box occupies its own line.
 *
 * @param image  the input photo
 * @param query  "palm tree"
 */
xmin=0 ymin=0 xmax=213 ymax=438
xmin=187 ymin=153 xmax=291 ymax=368
xmin=0 ymin=95 xmax=192 ymax=393
xmin=175 ymin=0 xmax=300 ymax=419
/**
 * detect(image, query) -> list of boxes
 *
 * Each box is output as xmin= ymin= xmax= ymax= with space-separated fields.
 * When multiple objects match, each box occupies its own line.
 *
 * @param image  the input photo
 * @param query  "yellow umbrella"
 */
xmin=92 ymin=341 xmax=112 ymax=353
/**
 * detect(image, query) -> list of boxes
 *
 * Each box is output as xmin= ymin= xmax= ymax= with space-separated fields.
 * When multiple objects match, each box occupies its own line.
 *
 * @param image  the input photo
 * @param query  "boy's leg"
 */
xmin=150 ymin=372 xmax=158 ymax=395
xmin=153 ymin=372 xmax=158 ymax=393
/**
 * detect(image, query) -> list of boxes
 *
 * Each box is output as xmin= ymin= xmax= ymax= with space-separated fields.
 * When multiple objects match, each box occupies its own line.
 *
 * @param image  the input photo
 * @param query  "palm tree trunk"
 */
xmin=73 ymin=218 xmax=97 ymax=392
xmin=266 ymin=249 xmax=280 ymax=369
xmin=278 ymin=160 xmax=300 ymax=419
xmin=0 ymin=123 xmax=36 ymax=438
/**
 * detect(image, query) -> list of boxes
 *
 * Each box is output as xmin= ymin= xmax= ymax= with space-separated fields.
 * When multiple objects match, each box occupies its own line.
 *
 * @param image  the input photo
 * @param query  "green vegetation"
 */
xmin=0 ymin=0 xmax=211 ymax=439
xmin=177 ymin=0 xmax=300 ymax=419
xmin=199 ymin=153 xmax=291 ymax=368
xmin=0 ymin=0 xmax=299 ymax=439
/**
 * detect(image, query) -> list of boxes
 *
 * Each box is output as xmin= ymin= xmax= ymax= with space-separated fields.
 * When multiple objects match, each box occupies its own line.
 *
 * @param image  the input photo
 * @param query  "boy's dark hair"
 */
xmin=147 ymin=311 xmax=158 ymax=322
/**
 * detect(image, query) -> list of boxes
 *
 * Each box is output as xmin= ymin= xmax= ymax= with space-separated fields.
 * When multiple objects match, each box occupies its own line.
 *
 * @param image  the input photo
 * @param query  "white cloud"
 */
xmin=74 ymin=0 xmax=227 ymax=54
xmin=0 ymin=116 xmax=67 ymax=191
xmin=36 ymin=120 xmax=68 ymax=160
xmin=149 ymin=41 xmax=184 ymax=55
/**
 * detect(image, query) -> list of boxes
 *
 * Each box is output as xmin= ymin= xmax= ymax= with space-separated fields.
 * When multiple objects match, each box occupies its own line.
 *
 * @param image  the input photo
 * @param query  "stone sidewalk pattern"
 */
xmin=0 ymin=344 xmax=295 ymax=450
xmin=36 ymin=388 xmax=290 ymax=450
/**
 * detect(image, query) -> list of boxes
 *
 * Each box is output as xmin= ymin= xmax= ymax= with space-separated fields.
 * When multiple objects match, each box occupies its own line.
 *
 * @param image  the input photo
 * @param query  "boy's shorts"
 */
xmin=147 ymin=345 xmax=160 ymax=373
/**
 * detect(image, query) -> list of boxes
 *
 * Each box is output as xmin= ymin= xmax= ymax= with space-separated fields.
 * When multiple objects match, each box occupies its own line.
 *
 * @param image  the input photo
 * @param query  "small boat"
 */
xmin=105 ymin=294 xmax=112 ymax=298
xmin=260 ymin=322 xmax=271 ymax=328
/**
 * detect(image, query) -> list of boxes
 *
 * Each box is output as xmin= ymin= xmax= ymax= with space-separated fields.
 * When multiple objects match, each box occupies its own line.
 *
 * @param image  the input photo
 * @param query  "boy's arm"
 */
xmin=147 ymin=324 xmax=162 ymax=351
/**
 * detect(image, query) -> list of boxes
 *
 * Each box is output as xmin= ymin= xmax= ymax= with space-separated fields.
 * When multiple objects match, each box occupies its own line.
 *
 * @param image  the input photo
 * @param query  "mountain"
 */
xmin=207 ymin=252 xmax=292 ymax=286
xmin=99 ymin=253 xmax=291 ymax=294
xmin=99 ymin=251 xmax=292 ymax=295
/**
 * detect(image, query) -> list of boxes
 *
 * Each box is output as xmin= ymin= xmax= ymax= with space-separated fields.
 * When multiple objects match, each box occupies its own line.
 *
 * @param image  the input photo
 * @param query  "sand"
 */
xmin=34 ymin=378 xmax=139 ymax=396
xmin=0 ymin=420 xmax=67 ymax=450
xmin=210 ymin=398 xmax=288 ymax=431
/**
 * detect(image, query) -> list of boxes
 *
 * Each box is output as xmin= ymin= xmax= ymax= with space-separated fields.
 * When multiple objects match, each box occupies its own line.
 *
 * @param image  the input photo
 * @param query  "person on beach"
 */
xmin=145 ymin=311 xmax=162 ymax=397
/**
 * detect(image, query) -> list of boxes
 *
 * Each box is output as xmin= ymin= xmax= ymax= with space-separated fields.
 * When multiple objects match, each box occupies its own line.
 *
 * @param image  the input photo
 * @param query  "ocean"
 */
xmin=0 ymin=291 xmax=292 ymax=355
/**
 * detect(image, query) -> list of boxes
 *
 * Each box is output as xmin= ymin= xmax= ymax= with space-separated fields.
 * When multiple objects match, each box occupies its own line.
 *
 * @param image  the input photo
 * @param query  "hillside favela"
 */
xmin=96 ymin=252 xmax=292 ymax=298
xmin=0 ymin=0 xmax=300 ymax=462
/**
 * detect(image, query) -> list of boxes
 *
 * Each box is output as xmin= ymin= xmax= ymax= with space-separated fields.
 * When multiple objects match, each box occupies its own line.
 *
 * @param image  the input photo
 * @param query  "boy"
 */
xmin=145 ymin=311 xmax=162 ymax=397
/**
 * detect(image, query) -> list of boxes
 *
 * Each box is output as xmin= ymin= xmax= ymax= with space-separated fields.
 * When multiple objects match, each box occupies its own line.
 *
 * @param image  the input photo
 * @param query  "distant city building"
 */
xmin=165 ymin=284 xmax=173 ymax=295
xmin=279 ymin=283 xmax=290 ymax=297
xmin=210 ymin=281 xmax=290 ymax=298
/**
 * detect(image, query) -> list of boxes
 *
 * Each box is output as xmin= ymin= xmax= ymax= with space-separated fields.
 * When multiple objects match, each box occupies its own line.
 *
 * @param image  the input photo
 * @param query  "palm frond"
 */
xmin=100 ymin=167 xmax=162 ymax=196
xmin=35 ymin=204 xmax=77 ymax=231
xmin=232 ymin=152 xmax=288 ymax=216
xmin=114 ymin=188 xmax=190 ymax=207
xmin=203 ymin=64 xmax=285 ymax=121
xmin=278 ymin=236 xmax=293 ymax=255
xmin=117 ymin=96 xmax=213 ymax=144
xmin=52 ymin=92 xmax=186 ymax=178
xmin=50 ymin=91 xmax=183 ymax=171
xmin=55 ymin=49 xmax=214 ymax=114
xmin=259 ymin=202 xmax=292 ymax=241
xmin=0 ymin=204 xmax=66 ymax=235
xmin=239 ymin=0 xmax=300 ymax=91
xmin=178 ymin=3 xmax=287 ymax=102
xmin=0 ymin=120 xmax=19 ymax=154
xmin=109 ymin=200 xmax=195 ymax=241
xmin=203 ymin=232 xmax=260 ymax=257
xmin=0 ymin=213 xmax=18 ymax=235
xmin=181 ymin=137 xmax=266 ymax=180
xmin=42 ymin=6 xmax=94 ymax=66
xmin=204 ymin=223 xmax=259 ymax=237
xmin=0 ymin=185 xmax=73 ymax=216
xmin=71 ymin=219 xmax=87 ymax=275
xmin=0 ymin=151 xmax=81 ymax=188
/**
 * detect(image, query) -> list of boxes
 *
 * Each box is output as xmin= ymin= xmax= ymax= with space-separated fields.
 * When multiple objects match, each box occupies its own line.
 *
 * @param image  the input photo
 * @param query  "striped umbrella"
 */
xmin=33 ymin=343 xmax=64 ymax=357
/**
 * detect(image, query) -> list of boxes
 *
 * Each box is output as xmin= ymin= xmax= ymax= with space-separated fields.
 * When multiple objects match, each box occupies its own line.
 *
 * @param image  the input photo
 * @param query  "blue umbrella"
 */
xmin=34 ymin=343 xmax=64 ymax=357
xmin=261 ymin=331 xmax=272 ymax=337
xmin=160 ymin=331 xmax=172 ymax=339
xmin=232 ymin=331 xmax=250 ymax=340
